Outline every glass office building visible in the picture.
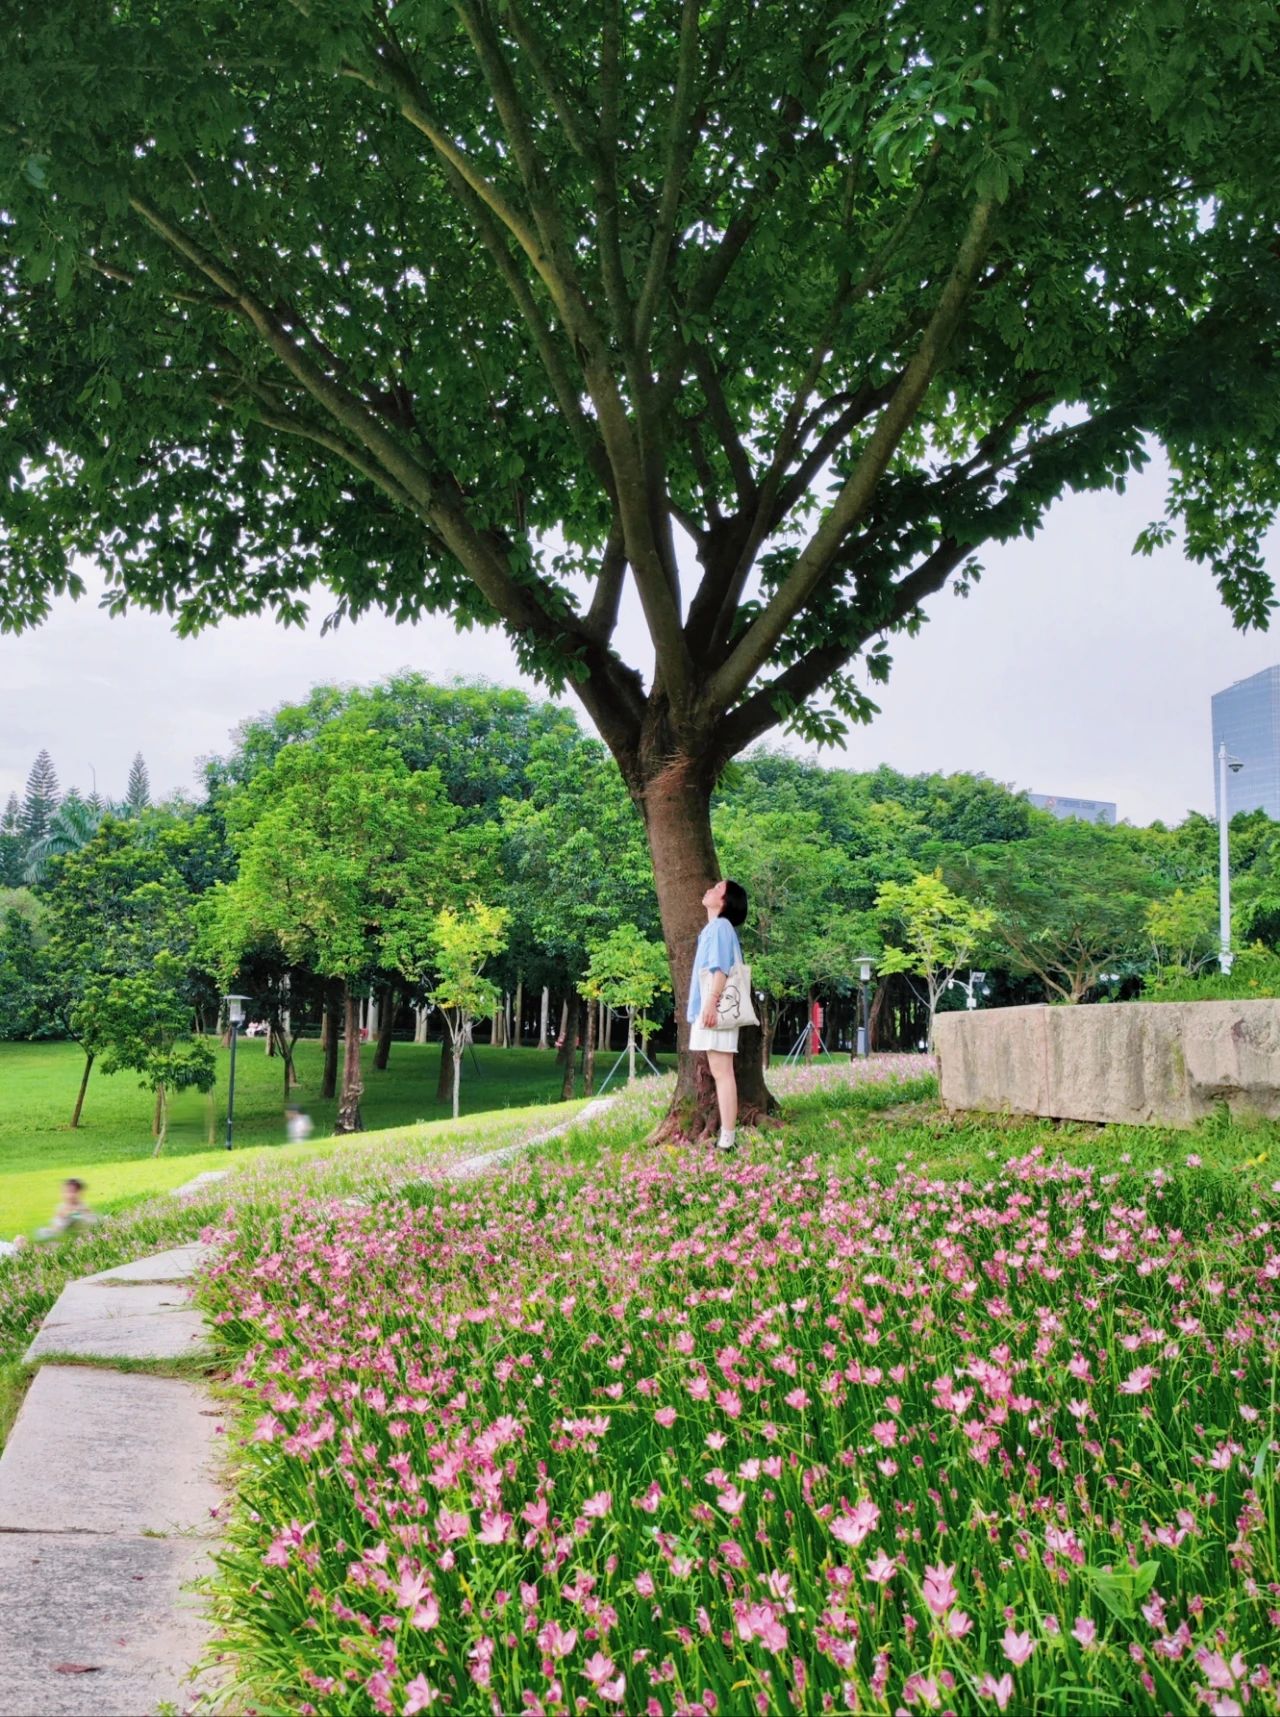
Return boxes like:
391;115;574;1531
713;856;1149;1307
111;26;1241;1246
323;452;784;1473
1211;665;1280;820
1028;793;1117;825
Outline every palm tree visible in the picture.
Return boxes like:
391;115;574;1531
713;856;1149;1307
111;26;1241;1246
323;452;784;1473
24;791;108;884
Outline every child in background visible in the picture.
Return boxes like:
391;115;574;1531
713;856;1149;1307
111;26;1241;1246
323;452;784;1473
35;1177;97;1243
285;1104;315;1143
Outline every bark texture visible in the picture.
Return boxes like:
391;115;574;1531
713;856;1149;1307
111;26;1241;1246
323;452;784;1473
320;979;341;1099
336;983;364;1133
374;984;395;1071
70;1050;94;1129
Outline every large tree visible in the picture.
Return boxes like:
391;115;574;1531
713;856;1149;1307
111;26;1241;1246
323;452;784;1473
3;0;1278;1125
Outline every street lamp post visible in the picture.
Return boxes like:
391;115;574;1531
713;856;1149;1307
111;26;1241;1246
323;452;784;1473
223;993;251;1150
855;955;875;1058
966;969;987;1010
1217;742;1243;976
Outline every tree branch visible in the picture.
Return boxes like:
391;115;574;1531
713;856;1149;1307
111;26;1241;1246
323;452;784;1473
704;195;1000;714
714;536;968;759
584;522;628;643
633;0;701;358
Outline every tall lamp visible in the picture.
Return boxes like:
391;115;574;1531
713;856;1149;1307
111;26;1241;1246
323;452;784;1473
855;955;875;1058
223;993;252;1151
1217;742;1244;975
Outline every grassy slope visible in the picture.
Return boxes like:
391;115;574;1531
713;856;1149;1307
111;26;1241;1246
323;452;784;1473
0;1037;653;1234
0;1089;591;1452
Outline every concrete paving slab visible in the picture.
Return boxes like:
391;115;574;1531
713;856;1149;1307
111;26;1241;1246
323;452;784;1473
0;1366;222;1538
25;1278;208;1364
84;1243;212;1284
173;1169;230;1198
0;1532;216;1716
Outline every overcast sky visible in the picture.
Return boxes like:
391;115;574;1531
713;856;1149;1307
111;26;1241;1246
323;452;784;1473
2;449;1276;827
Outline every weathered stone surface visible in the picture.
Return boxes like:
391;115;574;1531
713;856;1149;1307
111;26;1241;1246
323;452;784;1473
173;1169;230;1198
25;1278;208;1363
936;999;1280;1127
0;1366;222;1537
84;1243;212;1284
0;1533;216;1716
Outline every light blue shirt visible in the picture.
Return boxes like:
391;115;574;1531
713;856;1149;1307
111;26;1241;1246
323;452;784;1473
687;916;742;1023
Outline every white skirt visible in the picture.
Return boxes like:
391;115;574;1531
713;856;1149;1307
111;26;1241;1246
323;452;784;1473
689;1021;739;1054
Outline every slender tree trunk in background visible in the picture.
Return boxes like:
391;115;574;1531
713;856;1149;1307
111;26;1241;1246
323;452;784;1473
70;1049;94;1128
513;978;523;1048
151;1083;167;1156
336;983;364;1133
557;999;569;1053
436;1033;452;1102
452;1032;463;1120
374;983;395;1071
637;754;776;1142
627;1010;636;1083
490;1003;504;1047
321;980;340;1099
538;986;549;1050
560;997;580;1101
583;995;597;1096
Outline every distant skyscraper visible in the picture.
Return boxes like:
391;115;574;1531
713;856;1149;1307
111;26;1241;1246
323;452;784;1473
1211;665;1280;820
1028;793;1117;825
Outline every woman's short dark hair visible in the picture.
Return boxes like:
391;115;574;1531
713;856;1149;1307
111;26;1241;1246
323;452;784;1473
722;878;749;928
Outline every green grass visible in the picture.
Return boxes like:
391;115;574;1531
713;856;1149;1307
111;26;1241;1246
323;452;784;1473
0;1037;661;1235
0;1087;596;1453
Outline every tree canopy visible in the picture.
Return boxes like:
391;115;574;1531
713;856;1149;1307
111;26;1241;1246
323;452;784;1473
3;0;1276;772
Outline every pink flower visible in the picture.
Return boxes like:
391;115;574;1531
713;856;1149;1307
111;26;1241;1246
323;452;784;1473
437;1508;470;1542
784;1388;811;1411
403;1674;439;1714
902;1673;941;1708
582;1491;612;1519
537;1619;578;1659
866;1549;897;1584
1002;1626;1035;1667
944;1608;973;1639
1119;1365;1157;1395
734;1601;788;1654
978;1672;1014;1709
1072;1616;1097;1649
716;1484;746;1516
477;1508;511;1545
1196;1651;1245;1691
583;1651;617;1688
635;1571;656;1598
655;1407;677;1428
922;1561;958;1616
871;1419;898;1447
831;1499;880;1548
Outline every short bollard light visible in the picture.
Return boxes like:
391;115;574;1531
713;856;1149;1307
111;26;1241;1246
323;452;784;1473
223;993;252;1151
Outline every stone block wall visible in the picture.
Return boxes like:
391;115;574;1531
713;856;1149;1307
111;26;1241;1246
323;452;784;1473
934;999;1280;1127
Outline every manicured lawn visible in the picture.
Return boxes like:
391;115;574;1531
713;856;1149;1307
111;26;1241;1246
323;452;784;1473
0;1037;666;1235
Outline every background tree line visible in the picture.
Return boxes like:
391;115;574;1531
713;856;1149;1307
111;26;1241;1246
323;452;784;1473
2;675;1277;1135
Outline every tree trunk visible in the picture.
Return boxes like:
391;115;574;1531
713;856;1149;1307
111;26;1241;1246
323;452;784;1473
513;978;523;1047
636;755;777;1142
436;1032;453;1102
627;1010;636;1083
452;1037;463;1119
560;996;580;1101
70;1049;94;1128
321;979;341;1099
556;999;570;1060
583;992;597;1096
335;983;364;1134
374;983;395;1071
151;1083;168;1156
538;986;549;1050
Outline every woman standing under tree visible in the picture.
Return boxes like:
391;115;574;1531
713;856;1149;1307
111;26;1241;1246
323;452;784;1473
688;878;750;1151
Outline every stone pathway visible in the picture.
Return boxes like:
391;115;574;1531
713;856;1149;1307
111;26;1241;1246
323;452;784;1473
0;1098;619;1713
0;1244;222;1715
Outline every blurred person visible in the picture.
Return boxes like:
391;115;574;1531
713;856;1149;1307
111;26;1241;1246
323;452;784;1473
35;1177;97;1243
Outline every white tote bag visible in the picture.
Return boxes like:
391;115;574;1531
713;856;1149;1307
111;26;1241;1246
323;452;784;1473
700;960;759;1030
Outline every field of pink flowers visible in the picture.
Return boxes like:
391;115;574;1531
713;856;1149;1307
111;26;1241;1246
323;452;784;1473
200;1083;1279;1716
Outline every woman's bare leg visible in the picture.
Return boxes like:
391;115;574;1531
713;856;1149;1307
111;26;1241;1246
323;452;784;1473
706;1049;738;1141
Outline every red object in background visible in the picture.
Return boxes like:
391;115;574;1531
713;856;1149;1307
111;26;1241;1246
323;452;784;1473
809;999;823;1057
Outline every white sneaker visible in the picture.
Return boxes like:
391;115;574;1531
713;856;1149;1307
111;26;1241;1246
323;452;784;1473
716;1131;736;1152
